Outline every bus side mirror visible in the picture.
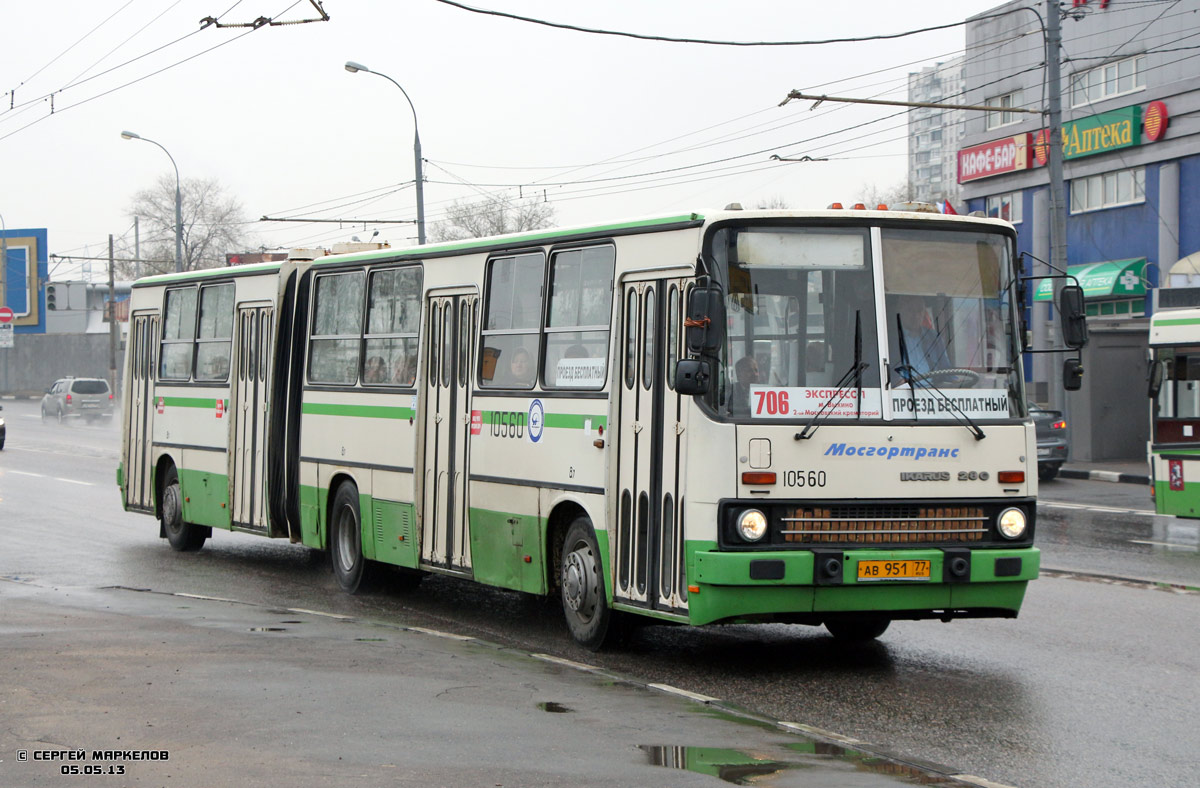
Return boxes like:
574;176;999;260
1059;284;1088;349
1064;358;1084;391
686;286;725;355
1148;359;1164;399
675;358;710;395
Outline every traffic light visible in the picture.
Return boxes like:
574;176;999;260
46;284;57;310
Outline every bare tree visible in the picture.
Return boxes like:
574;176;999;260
122;175;250;277
753;195;791;209
431;194;556;242
858;180;913;208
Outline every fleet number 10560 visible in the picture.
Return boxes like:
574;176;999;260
784;470;827;488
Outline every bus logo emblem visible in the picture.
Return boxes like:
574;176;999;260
528;399;544;444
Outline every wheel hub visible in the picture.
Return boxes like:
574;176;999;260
563;548;596;614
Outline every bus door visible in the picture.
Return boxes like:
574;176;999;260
231;304;273;531
421;289;477;573
123;311;159;512
615;276;690;613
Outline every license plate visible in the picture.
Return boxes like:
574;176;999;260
1037;447;1050;456
857;559;931;582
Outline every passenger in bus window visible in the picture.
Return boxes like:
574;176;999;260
364;355;387;384
891;294;950;379
728;355;759;414
509;347;535;387
392;352;416;385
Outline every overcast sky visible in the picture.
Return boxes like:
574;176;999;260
2;0;1002;279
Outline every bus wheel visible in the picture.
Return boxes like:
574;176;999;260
824;616;890;641
561;518;612;650
330;481;372;594
160;466;207;551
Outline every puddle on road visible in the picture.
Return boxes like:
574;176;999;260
640;745;789;785
537;701;573;713
641;742;962;786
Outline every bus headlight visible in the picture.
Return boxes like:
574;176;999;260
997;507;1027;539
737;509;768;542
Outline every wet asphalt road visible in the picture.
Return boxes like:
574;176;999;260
1;398;1198;788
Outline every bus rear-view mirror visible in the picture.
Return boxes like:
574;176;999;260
1148;359;1164;399
675;358;710;395
1064;358;1084;391
686;286;725;355
1059;284;1088;349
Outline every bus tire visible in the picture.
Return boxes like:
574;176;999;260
160;466;208;552
330;481;373;594
824;616;890;641
561;517;613;651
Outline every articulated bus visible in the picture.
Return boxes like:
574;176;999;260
120;208;1044;649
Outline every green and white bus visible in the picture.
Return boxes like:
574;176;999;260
1148;301;1200;516
120;207;1048;649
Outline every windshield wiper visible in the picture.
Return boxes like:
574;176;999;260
796;311;867;441
893;313;986;441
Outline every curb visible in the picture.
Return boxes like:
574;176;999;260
1058;467;1150;485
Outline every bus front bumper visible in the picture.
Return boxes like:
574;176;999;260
687;546;1039;627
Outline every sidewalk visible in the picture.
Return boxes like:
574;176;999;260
1058;458;1151;485
0;579;987;788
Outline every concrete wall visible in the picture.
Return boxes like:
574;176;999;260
0;333;123;397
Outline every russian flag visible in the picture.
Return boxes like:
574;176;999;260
941;199;958;215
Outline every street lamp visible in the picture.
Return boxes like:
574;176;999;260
344;61;425;245
121;130;183;273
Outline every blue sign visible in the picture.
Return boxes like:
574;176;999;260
528;399;544;443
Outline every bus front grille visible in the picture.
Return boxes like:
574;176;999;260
780;506;987;544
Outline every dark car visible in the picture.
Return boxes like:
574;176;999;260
0;404;5;450
1029;402;1068;480
40;377;114;423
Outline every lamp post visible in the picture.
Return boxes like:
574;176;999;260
121;130;183;272
344;61;425;245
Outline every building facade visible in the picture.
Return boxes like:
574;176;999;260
958;0;1200;460
907;57;965;207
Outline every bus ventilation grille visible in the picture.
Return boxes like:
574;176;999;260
780;506;987;543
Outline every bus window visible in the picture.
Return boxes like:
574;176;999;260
481;252;544;389
195;283;234;382
160;286;198;380
642;288;656;391
666;285;679;390
544;245;614;389
624;289;637;390
309;271;365;385
365;267;422;387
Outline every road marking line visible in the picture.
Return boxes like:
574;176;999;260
176;593;241;603
779;721;863;745
648;683;719;704
286;607;355;620
531;653;598;671
406;625;474;641
951;775;1021;788
2;469;94;486
1039;500;1153;516
1128;539;1198;551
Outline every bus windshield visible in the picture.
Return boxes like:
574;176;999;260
880;228;1021;419
708;223;1021;421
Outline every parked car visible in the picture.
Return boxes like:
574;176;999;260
41;377;114;423
0;404;6;450
1029;401;1068;480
